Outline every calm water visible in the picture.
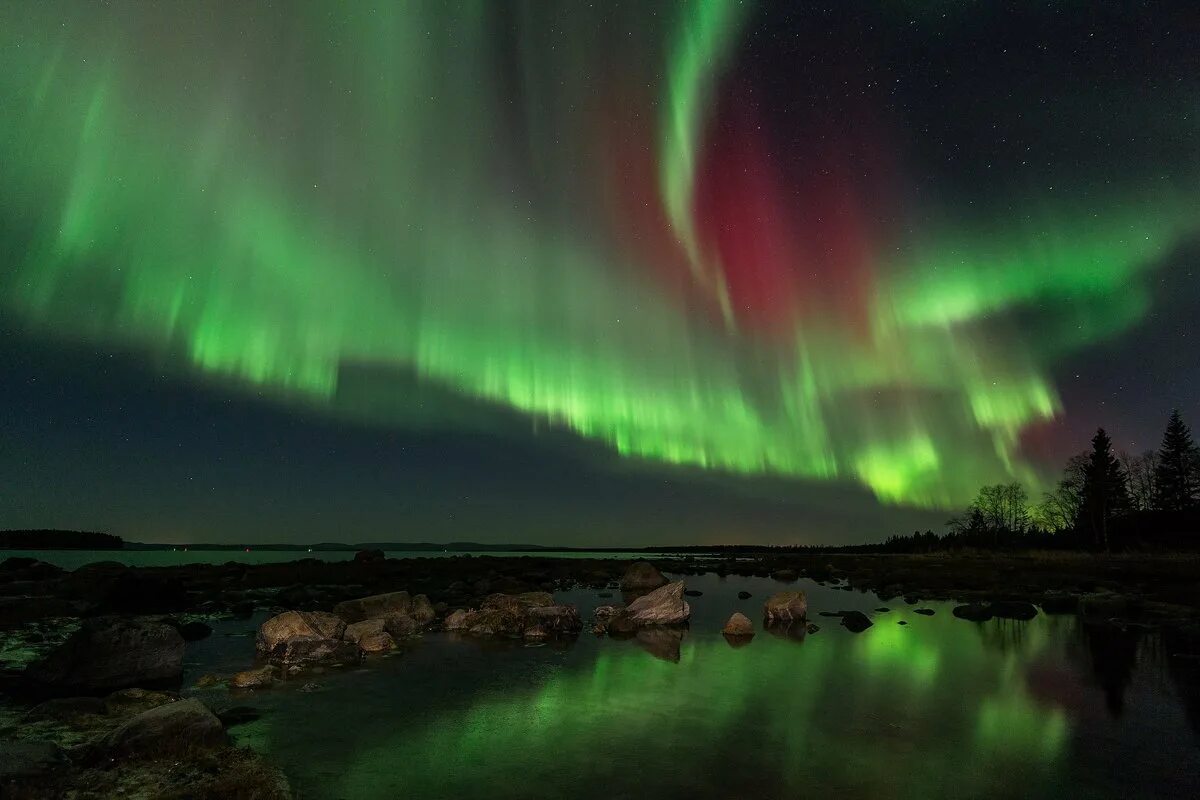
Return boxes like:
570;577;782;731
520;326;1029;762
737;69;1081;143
172;573;1200;800
0;549;671;571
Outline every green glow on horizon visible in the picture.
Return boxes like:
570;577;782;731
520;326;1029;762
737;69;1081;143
1;2;1196;509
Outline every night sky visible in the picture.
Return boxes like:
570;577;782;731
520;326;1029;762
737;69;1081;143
1;1;1197;546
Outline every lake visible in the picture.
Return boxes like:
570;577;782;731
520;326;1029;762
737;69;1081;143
169;572;1199;799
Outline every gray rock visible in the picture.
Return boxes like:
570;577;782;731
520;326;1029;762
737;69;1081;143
444;609;471;631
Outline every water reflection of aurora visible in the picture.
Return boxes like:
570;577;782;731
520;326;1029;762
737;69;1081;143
317;614;1070;799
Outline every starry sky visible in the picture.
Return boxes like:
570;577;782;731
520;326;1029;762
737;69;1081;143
1;1;1197;546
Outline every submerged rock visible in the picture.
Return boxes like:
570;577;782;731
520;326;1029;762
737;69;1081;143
625;581;690;626
762;591;808;623
914;608;936;616
620;561;668;592
25;618;185;695
722;612;755;637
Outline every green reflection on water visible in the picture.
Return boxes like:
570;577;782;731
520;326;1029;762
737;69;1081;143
311;613;1073;799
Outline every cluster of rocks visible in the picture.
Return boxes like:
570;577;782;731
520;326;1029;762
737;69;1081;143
443;591;582;639
0;687;289;798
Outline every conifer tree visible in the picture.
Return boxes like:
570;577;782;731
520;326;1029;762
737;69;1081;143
1153;410;1200;512
1077;428;1129;550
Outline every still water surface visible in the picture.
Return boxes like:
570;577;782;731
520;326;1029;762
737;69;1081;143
180;573;1199;800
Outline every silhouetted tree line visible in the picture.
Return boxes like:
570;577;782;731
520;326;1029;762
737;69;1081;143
0;529;124;550
876;410;1200;553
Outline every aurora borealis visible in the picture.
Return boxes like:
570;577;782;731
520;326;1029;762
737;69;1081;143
2;2;1198;543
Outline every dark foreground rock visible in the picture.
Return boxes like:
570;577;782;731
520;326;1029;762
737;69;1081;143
24;618;184;695
103;698;226;757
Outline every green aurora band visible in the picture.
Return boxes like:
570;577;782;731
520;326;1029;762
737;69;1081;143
1;2;1196;508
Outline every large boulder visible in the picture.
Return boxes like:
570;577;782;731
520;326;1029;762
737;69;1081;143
25;618;185;695
763;591;808;623
256;611;354;666
343;618;386;644
410;594;437;626
625;581;690;626
444;609;471;631
722;612;755;637
103;698;226;758
620;561;668;592
257;611;345;651
333;591;412;623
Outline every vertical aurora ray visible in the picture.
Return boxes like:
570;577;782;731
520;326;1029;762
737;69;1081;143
1;1;1196;509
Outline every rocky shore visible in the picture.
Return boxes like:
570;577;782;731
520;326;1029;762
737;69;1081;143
3;549;1200;796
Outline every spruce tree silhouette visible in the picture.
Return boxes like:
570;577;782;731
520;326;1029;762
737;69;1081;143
1077;428;1129;550
1154;409;1200;512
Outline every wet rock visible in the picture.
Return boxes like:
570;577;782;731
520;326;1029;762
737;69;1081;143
898;620;908;625
626;581;690;626
684;589;703;597
230;665;277;690
103;698;226;758
914;608;935;616
722;612;755;637
620;561;668;592
953;603;994;622
875;607;890;613
523;625;549;641
840;610;873;633
333;591;411;623
762;590;808;623
806;623;820;634
25;618;185;695
358;631;396;653
737;591;752;600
